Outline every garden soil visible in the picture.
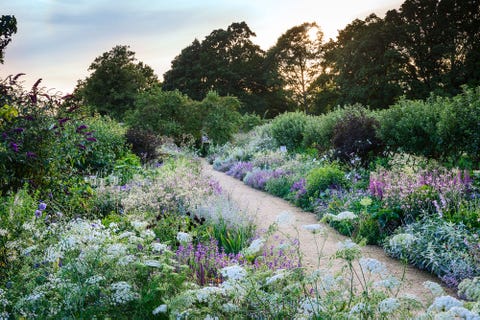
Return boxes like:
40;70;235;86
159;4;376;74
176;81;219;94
202;160;455;302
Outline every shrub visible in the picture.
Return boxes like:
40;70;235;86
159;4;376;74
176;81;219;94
437;86;480;163
265;175;294;198
270;111;308;151
331;108;383;165
384;218;480;288
125;128;161;163
243;168;286;190
377;97;443;158
305;164;349;198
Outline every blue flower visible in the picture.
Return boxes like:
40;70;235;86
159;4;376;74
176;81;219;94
38;202;47;211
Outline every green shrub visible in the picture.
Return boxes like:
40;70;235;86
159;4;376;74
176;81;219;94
239;113;264;132
377;97;443;158
265;175;294;198
270;111;308;151
437;86;480;163
305;164;349;198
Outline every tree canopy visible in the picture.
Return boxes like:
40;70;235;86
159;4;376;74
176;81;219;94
74;45;159;120
163;22;290;116
0;15;17;64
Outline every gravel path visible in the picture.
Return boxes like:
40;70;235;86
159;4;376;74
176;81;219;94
203;161;454;302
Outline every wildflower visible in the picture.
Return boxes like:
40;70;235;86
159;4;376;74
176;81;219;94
35;210;42;218
359;258;387;275
242;238;265;257
144;260;162;268
428;295;463;312
176;232;192;244
76;124;87;132
336;240;361;261
38;202;47;211
220;265;247;281
374;276;401;290
195;286;224;302
0;229;7;237
9;142;18;152
266;270;287;285
302;224;323;234
360;197;372;207
389;233;416;248
151;242;168;253
350;303;368;314
85;275;105;285
152;304;167;315
276;211;295;226
447;306;479;319
378;298;400;314
110;281;139;305
131;220;148;231
423;281;445;297
334;211;357;221
13;127;24;133
204;315;219;320
26;151;36;158
86;136;97;142
222;303;239;313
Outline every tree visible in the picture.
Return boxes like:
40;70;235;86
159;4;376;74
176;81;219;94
75;45;159;120
0;15;17;64
267;22;323;112
163;22;289;116
321;14;407;109
385;0;480;99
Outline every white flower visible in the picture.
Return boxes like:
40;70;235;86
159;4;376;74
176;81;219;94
105;243;127;259
428;295;463;312
220;265;247;281
151;242;168;252
359;258;387;275
204;315;219;320
118;254;136;266
222;303;239;313
85;275;105;285
118;231;135;239
152;304;167;315
334;211;357;221
374;276;401;290
378;298;400;314
298;298;322;315
22;245;37;256
389;233;416;248
350;302;367;314
195;286;224;302
0;229;8;237
337;239;359;250
176;232;192;244
242;238;265;257
423;281;445;297
302;224;323;234
44;246;63;263
131;220;148;231
266;270;287;285
0;311;10;320
140;229;156;240
276;211;295;226
110;281;139;305
144;260;162;268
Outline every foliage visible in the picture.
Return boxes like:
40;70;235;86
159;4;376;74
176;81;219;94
269;111;308;151
0;15;17;64
125;128;162;163
267;22;323;111
384;218;480;288
331;107;383;165
305;164;349;198
163;22;288;115
75;45;159;120
265;175;295;198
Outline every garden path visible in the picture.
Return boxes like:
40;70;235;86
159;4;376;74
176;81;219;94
202;160;454;302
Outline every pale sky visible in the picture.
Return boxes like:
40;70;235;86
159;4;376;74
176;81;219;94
0;0;402;93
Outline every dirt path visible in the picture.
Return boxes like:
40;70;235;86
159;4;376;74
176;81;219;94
203;161;454;302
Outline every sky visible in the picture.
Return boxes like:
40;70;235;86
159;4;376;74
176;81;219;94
1;0;402;94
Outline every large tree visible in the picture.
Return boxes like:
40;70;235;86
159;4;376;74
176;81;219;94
320;14;407;109
75;45;159;119
385;0;480;99
267;22;323;113
0;15;17;64
163;22;289;116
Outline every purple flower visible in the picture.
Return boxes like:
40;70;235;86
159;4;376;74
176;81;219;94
86;137;97;142
76;124;87;132
13;127;24;133
35;210;42;218
26;151;37;158
226;161;253;180
10;142;19;153
291;178;307;198
1;132;7;140
77;144;86;150
137;244;144;251
38;202;47;211
58;117;70;125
